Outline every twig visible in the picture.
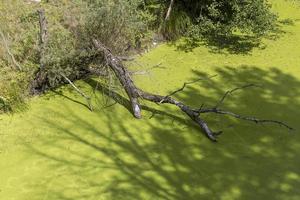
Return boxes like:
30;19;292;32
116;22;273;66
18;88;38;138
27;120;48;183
60;73;93;111
198;108;293;130
0;30;22;71
159;74;217;103
91;40;293;142
165;0;175;21
215;84;261;108
130;62;164;76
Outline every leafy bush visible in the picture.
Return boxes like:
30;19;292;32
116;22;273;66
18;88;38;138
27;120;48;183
0;67;28;113
0;0;279;112
161;0;277;39
35;0;156;88
0;0;39;112
79;0;149;53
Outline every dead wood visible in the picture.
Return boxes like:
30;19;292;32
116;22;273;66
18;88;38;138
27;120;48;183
92;39;293;141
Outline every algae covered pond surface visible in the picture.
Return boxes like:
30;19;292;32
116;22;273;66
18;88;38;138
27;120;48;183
1;0;300;199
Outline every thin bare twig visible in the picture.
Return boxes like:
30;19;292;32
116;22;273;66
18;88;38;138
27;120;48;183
159;74;217;103
165;0;175;21
130;62;164;76
215;84;261;108
198;108;293;130
60;73;93;111
91;40;294;141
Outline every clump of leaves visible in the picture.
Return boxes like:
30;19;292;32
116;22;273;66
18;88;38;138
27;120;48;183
0;67;28;113
80;0;149;54
162;0;277;39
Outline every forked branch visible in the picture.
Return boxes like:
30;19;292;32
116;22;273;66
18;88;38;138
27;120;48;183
60;73;93;111
91;40;293;141
160;75;217;103
215;84;261;108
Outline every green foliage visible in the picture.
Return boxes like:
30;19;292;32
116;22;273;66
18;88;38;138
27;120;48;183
80;0;149;53
0;0;279;112
0;67;28;113
162;10;191;40
0;0;39;112
38;0;155;87
0;1;39;70
162;0;277;39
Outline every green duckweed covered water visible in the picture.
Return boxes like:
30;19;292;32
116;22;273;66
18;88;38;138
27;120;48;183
1;0;300;199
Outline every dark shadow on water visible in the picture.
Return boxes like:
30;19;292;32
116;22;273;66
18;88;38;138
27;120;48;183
27;65;300;200
51;89;91;110
175;35;261;55
84;79;187;124
174;20;293;54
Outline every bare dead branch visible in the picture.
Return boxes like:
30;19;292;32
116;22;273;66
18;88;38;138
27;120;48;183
165;0;175;21
198;108;293;130
92;39;142;119
160;74;217;104
138;91;219;141
0;30;22;71
89;40;293;141
215;84;261;108
60;73;93;111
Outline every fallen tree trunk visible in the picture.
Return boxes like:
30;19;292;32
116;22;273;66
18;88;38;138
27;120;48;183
92;39;293;141
31;37;293;141
32;9;293;141
93;40;142;119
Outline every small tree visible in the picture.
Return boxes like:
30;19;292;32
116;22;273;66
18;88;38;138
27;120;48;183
159;0;277;39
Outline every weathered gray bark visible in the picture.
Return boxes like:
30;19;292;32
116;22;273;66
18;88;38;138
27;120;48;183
165;0;175;21
93;39;142;119
92;39;293;141
91;39;222;140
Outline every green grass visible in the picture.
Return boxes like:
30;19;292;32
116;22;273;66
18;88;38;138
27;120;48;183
1;0;300;199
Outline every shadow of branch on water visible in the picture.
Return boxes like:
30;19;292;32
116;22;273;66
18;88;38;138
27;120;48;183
26;65;300;200
174;20;293;54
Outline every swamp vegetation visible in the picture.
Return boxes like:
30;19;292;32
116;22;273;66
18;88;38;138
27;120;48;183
0;0;300;199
